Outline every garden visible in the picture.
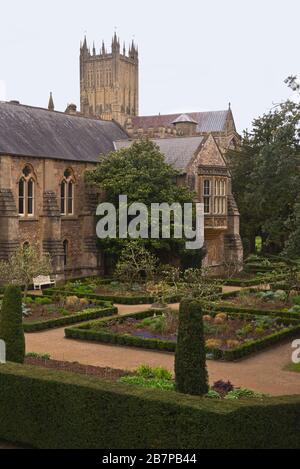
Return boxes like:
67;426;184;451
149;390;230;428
65;306;300;360
21;294;117;332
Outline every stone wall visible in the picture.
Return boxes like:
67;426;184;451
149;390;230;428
0;155;101;280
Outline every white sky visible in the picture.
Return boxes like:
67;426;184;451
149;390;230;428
0;0;299;132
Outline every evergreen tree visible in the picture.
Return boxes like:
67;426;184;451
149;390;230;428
228;99;300;254
0;286;25;363
86;140;203;265
175;298;208;395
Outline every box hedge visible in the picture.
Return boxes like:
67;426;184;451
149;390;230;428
44;287;182;305
0;363;299;449
208;302;300;320
65;309;300;361
24;305;118;332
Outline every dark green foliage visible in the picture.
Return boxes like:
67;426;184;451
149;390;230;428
0;363;300;448
175;299;209;395
85;140;200;266
24;305;117;333
228;100;300;255
0;286;25;363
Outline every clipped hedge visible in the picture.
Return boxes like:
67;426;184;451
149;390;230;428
222;274;285;287
65;309;300;361
223;324;300;360
44;287;182;305
0;363;300;448
0;286;25;363
208;302;300;320
24;305;118;332
65;309;177;352
175;299;208;395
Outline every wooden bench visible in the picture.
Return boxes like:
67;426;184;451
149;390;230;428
33;275;56;290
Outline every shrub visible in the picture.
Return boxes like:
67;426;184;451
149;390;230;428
26;352;51;360
224;388;266;400
65;296;79;307
175;299;209;396
34;297;52;305
0;286;25;363
212;380;234;394
136;364;172;381
120;375;175;391
0;363;300;448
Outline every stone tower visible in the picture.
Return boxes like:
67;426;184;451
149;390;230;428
80;33;139;126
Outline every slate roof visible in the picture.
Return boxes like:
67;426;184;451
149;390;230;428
115;136;204;172
0;101;128;162
131;110;230;133
171;114;198;125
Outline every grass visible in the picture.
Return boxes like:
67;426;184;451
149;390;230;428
287;362;300;373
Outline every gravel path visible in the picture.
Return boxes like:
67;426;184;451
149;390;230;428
25;303;300;396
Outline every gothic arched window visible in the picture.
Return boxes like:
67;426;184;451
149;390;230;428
60;168;75;216
18;165;36;217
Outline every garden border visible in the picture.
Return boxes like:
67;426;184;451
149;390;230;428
64;309;300;361
209;303;300;320
24;304;118;332
44;287;184;305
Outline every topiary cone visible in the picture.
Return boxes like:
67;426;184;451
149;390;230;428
0;285;25;363
175;298;209;395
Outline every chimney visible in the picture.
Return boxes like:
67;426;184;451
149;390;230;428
65;103;77;115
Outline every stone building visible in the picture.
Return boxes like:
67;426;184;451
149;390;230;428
0;35;242;279
0;101;127;279
80;34;139;126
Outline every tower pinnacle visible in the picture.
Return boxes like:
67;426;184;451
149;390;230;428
48;92;54;111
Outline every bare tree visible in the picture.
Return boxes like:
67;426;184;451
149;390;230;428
0;243;52;298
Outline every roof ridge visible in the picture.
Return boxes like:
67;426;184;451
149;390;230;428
0;101;111;123
133;109;229;119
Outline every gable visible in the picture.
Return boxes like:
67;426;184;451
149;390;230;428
189;134;227;171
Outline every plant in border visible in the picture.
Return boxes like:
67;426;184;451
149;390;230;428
0;285;25;363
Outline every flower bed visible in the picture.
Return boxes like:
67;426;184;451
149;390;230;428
210;289;300;319
65;309;300;360
23;295;117;332
45;276;222;305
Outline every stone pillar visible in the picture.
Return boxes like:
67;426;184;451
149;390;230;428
224;195;243;268
41;191;64;280
0;189;19;260
81;187;103;277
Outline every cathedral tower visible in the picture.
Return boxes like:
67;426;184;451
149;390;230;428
80;33;139;126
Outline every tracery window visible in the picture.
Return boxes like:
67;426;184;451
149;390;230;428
214;179;227;215
60;168;75;216
18;165;36;217
203;179;211;214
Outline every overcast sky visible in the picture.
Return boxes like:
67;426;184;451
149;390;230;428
0;0;299;132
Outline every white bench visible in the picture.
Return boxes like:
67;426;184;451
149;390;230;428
33;275;56;290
